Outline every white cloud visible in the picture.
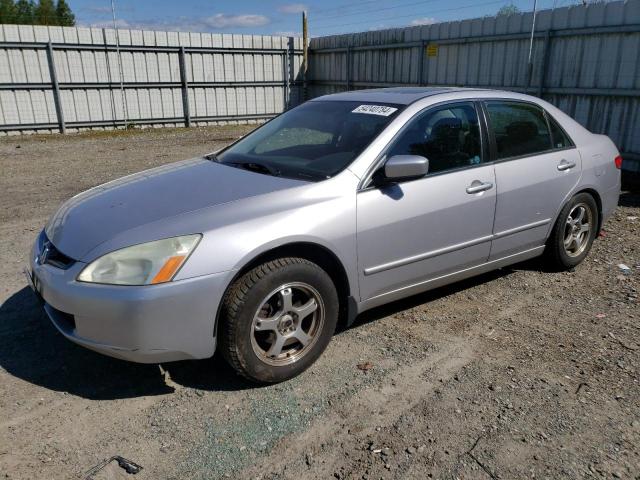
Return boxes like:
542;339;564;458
204;14;270;28
87;18;133;29
410;17;437;26
83;4;135;15
85;13;270;32
278;3;307;14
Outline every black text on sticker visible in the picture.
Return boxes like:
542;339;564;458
352;105;398;116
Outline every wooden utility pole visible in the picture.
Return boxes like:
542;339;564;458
302;10;308;100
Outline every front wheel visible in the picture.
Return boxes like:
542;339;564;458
219;257;338;383
546;193;598;269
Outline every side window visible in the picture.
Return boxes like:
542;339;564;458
485;101;552;159
387;102;482;175
547;113;573;149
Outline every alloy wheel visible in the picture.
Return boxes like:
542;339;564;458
563;202;593;258
250;282;325;366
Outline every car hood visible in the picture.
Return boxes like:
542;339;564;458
45;158;308;260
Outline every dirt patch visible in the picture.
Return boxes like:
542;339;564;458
0;127;638;480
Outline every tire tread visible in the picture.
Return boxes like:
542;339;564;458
545;192;598;270
220;257;315;381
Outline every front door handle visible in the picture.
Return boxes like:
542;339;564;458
466;180;494;194
557;159;576;171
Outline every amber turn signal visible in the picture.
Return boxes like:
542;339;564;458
151;255;187;284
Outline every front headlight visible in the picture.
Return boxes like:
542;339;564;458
77;234;201;285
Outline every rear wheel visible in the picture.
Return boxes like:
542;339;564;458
220;257;338;383
546;193;598;269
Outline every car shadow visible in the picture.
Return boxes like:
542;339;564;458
344;267;517;329
0;287;253;400
0;257;548;399
619;191;640;208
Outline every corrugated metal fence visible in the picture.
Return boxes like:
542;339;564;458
0;24;303;134
309;0;640;171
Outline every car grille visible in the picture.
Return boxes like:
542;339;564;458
40;234;76;270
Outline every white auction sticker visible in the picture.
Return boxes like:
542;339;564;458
352;104;398;116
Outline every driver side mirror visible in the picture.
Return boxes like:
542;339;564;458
384;155;429;181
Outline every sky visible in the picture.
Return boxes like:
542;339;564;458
70;0;586;38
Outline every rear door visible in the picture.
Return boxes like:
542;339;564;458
483;100;582;260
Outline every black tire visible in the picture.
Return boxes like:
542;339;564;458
219;257;339;383
546;193;599;270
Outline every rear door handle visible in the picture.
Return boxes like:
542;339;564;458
557;159;576;171
466;180;494;194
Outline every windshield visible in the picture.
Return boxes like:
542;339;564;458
214;100;404;181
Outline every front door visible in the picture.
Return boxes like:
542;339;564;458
357;101;497;301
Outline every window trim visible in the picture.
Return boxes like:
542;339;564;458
476;99;492;163
359;99;487;191
482;98;577;164
544;109;576;150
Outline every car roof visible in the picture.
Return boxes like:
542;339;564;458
311;87;503;106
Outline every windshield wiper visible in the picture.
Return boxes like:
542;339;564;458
204;153;219;162
293;171;329;181
228;161;281;177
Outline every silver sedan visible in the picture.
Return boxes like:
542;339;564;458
27;87;621;383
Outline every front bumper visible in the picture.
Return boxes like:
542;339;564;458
27;233;232;363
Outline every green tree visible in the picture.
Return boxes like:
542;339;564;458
34;0;56;25
55;0;74;26
0;0;76;25
13;0;34;24
497;4;521;15
0;0;17;24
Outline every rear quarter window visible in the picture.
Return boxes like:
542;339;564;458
546;113;574;149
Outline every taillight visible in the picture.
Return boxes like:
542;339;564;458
614;155;623;169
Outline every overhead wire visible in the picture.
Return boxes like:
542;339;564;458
312;0;514;33
311;0;383;16
313;0;441;21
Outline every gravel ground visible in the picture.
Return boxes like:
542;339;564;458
0;126;638;480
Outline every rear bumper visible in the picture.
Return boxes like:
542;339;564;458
601;179;621;226
28;233;233;363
